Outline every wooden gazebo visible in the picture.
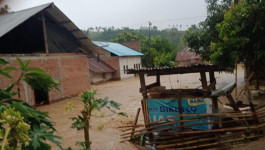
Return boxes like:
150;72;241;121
126;65;226;125
121;65;265;150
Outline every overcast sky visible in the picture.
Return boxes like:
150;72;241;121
2;0;207;30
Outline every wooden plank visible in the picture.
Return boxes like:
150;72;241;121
131;108;141;138
227;94;240;112
42;13;49;54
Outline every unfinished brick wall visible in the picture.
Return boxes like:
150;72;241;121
121;41;141;52
0;54;91;106
101;57;120;80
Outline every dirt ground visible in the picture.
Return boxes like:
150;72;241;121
37;65;264;150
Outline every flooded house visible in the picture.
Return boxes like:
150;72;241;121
0;3;101;106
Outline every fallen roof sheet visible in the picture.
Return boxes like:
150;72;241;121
92;41;144;56
89;58;116;73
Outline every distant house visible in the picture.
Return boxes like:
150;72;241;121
88;57;116;84
175;47;202;66
0;3;100;106
92;41;144;79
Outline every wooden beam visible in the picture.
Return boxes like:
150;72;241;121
146;82;159;90
41;13;49;54
227;94;240;112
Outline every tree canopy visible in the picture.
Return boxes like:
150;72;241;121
211;0;265;71
186;0;265;71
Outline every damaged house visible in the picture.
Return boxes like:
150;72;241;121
0;3;101;106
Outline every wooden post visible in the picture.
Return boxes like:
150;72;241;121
156;74;161;86
209;71;218;113
139;73;149;125
235;62;238;98
139;73;148;99
42;13;49;54
200;71;208;96
177;90;184;131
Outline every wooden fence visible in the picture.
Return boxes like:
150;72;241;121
120;105;265;149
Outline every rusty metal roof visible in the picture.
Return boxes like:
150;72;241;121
176;47;201;61
125;65;226;76
89;58;116;73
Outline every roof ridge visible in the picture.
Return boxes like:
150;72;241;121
4;3;53;15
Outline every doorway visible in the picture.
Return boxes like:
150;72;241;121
34;89;49;106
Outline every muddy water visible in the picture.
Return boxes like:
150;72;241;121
37;65;245;149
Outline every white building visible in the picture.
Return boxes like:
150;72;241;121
93;41;143;80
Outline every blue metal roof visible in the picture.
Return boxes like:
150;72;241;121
92;41;144;56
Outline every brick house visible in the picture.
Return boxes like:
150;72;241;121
0;3;101;106
88;57;116;84
175;47;202;66
92;41;144;80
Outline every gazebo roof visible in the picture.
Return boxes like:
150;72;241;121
126;64;226;76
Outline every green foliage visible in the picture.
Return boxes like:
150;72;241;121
16;58;59;91
83;26;186;51
141;36;176;67
185;0;265;72
28;125;62;150
210;0;265;71
69;90;127;149
111;32;143;42
0;58;63;150
0;107;31;149
185;0;232;60
71;115;85;130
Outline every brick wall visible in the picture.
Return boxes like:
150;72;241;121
121;41;141;52
0;54;90;106
101;57;120;79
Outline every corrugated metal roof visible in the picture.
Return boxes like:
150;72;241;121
0;3;102;55
89;58;116;73
92;41;144;56
175;47;201;61
125;65;226;76
0;3;51;37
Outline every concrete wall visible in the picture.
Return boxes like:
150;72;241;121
0;54;90;106
119;56;141;79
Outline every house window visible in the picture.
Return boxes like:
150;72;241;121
123;65;126;73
